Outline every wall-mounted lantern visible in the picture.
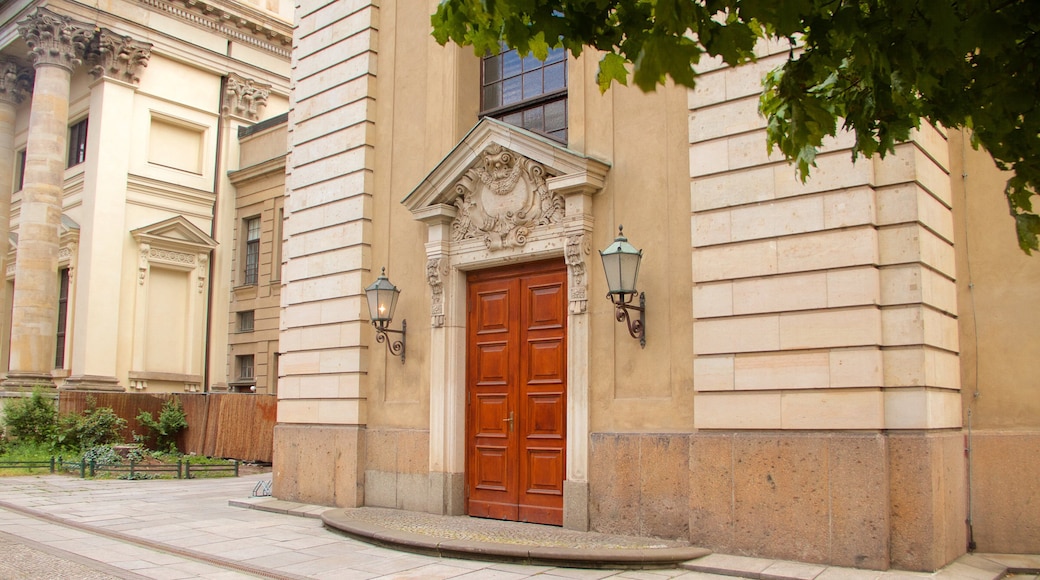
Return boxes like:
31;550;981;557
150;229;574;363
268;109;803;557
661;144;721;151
600;225;646;348
365;267;406;362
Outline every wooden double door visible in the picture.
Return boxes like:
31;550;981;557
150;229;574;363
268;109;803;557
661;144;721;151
465;260;567;526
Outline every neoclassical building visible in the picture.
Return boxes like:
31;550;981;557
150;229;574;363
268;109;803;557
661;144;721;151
270;0;1040;573
0;0;290;394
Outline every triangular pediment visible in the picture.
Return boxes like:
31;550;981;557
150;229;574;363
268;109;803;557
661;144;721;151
131;215;217;253
403;117;610;214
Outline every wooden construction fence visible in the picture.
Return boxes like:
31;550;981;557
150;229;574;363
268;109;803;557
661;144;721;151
58;392;276;463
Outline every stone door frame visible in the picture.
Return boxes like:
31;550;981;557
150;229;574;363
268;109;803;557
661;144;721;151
405;118;609;530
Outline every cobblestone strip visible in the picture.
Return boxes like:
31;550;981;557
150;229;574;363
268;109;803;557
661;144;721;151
0;501;307;580
0;530;141;580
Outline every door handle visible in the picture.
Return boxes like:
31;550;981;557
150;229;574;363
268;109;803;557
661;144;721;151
503;411;514;433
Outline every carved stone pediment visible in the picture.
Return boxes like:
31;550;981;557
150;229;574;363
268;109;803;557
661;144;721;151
404;118;609;239
131;215;217;252
451;144;564;250
405;118;611;323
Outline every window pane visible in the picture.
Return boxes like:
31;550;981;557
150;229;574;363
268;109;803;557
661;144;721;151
247;217;260;241
502;112;523;126
523;107;544;133
502;77;522;105
483;54;502;83
546;46;565;63
522;70;542;100
544;62;565;92
544;99;566;132
502;49;521;77
482;83;502;110
548;128;567;143
522;51;541;71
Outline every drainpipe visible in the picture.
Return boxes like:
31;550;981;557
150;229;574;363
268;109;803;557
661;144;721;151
203;75;229;395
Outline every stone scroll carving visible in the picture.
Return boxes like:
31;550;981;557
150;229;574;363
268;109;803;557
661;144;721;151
451;144;564;250
426;257;449;327
565;233;591;314
88;30;152;85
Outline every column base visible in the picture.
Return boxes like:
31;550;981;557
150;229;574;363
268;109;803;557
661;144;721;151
427;471;465;516
2;372;56;391
563;480;590;531
63;375;124;391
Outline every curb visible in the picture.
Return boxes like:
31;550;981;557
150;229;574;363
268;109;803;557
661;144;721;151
319;509;710;569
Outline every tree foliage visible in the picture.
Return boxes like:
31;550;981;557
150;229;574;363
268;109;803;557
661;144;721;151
432;0;1040;252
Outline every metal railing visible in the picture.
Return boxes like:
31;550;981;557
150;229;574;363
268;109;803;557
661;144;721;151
0;457;239;479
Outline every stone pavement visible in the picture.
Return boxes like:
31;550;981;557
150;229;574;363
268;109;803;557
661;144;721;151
0;474;1035;580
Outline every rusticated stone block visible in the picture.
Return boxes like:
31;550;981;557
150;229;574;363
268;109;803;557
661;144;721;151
828;434;889;569
639;434;690;539
732;434;830;563
589;433;641;536
589;433;690;539
272;423;365;507
690;434;735;550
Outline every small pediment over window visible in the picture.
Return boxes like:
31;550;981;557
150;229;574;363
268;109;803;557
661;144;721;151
403;118;609;250
130;215;217;254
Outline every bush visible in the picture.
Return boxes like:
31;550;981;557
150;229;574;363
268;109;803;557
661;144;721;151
1;389;57;445
54;398;127;452
81;445;121;466
136;400;188;453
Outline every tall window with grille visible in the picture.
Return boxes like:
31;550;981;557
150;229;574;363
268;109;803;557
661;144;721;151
481;45;567;143
55;268;70;368
236;354;254;381
67;118;88;168
243;216;260;285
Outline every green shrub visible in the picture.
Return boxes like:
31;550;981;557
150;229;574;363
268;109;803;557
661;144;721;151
81;445;121;466
55;399;127;452
136;400;188;453
1;389;57;445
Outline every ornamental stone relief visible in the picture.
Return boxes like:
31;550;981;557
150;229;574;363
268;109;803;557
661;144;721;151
451;144;564;251
565;233;591;314
0;59;31;105
224;73;270;121
426;257;449;328
17;8;94;72
88;30;152;85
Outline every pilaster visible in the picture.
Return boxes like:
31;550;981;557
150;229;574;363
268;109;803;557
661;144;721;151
688;44;964;570
4;8;93;390
65;30;152;391
0;59;30;388
274;0;379;506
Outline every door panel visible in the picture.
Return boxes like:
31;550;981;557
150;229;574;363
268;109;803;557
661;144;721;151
466;260;567;525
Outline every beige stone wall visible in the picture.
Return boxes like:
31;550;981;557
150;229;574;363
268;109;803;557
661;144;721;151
1;0;289;393
228;121;286;394
364;428;430;512
950;131;1040;553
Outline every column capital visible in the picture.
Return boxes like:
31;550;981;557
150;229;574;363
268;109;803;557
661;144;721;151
224;73;271;121
87;29;152;85
0;59;32;106
17;7;94;73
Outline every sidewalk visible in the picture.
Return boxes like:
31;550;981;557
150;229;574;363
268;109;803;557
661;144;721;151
0;474;1035;580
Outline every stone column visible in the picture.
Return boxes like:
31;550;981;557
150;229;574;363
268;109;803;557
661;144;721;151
0;60;31;377
3;8;93;390
64;30;151;391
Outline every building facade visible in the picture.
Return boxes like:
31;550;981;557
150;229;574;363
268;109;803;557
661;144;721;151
271;0;1040;573
0;0;290;395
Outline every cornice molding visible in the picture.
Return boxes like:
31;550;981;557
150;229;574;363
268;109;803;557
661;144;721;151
135;0;291;58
